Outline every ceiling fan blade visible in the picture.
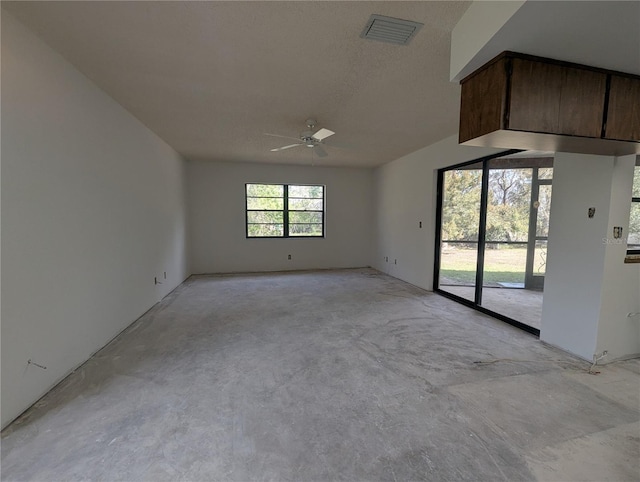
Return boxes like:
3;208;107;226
264;133;303;142
312;128;335;141
270;144;303;152
314;145;328;158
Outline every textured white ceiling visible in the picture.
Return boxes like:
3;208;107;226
3;1;472;167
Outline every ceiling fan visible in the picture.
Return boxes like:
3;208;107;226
265;119;336;158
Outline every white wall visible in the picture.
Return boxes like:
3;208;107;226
596;155;640;360
187;160;373;273
540;153;613;360
1;11;188;428
540;153;640;361
373;135;502;290
450;0;525;81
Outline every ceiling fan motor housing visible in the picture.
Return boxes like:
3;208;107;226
301;131;318;147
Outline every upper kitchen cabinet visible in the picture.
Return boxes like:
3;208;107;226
459;52;640;156
604;74;640;142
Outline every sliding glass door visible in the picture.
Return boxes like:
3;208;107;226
435;151;554;334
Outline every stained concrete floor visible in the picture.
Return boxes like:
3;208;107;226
2;268;639;481
441;285;544;330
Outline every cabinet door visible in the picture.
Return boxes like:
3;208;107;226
459;58;508;143
557;67;606;137
605;75;640;142
508;58;606;138
508;58;563;134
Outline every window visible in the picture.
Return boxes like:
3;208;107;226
246;184;324;238
628;160;640;254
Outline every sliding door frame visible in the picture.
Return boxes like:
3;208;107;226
433;149;541;336
525;170;552;290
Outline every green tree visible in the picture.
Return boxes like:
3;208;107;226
485;204;529;242
442;167;535;244
442;169;482;241
485;168;531;242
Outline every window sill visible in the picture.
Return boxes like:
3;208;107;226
624;255;640;263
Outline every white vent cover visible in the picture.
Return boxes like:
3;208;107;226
360;14;424;45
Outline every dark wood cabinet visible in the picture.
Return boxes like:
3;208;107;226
459;52;639;156
555;65;607;137
605;75;640;142
508;59;565;135
508;59;606;138
459;59;507;143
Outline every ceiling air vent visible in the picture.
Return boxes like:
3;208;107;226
360;14;424;46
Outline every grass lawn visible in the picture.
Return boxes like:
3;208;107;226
440;246;528;285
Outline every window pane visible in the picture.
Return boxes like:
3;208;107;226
289;224;323;236
534;240;548;275
288;185;323;198
628;202;640;247
248;224;283;237
289;198;323;210
485;166;532;243
246;184;283;197
289;211;323;224
247;197;284;210
536;185;552;237
441;165;482;242
439;244;479;300
481;245;527;287
633;166;640;198
247;211;283;223
538;167;553;180
439;161;483;301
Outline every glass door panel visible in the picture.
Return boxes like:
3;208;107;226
480;163;532;320
435;151;554;335
483;165;532;286
482;247;528;287
438;162;483;302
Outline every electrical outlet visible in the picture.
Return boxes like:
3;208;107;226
419;221;422;228
288;254;292;260
394;259;397;264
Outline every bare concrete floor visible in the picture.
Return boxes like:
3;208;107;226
2;269;639;481
441;285;544;330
